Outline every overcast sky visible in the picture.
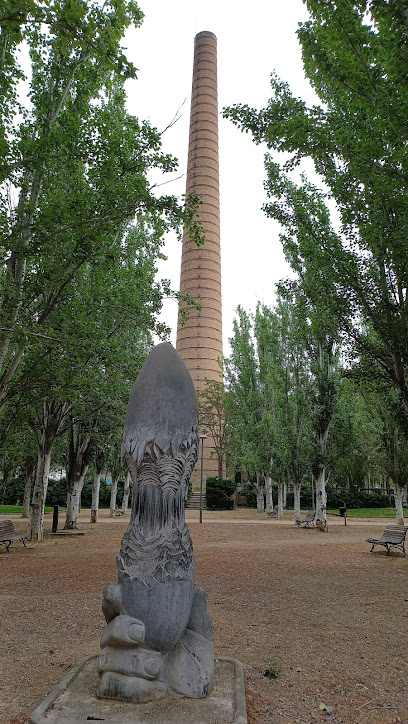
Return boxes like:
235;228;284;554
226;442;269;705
123;0;316;354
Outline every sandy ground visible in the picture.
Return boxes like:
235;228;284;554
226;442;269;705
0;508;407;724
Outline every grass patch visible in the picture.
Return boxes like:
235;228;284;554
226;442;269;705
0;505;61;515
327;507;407;518
264;658;281;680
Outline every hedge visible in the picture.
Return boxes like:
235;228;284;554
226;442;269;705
206;477;237;510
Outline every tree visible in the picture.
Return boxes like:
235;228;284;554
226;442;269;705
197;377;227;480
225;307;269;512
356;381;408;523
224;0;408;435
0;0;201;412
264;295;314;522
28;397;71;539
253;302;289;519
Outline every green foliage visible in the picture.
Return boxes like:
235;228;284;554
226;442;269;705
326;489;390;510
205;477;237;510
1;474;24;504
237;481;258;508
327;507;408;518
197;377;227;480
264;658;281;680
0;505;55;514
224;0;408;436
0;0;202;414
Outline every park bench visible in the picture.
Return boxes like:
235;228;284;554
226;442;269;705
296;510;316;528
366;525;408;556
267;505;278;518
0;520;28;553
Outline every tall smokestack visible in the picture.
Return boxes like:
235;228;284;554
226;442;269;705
176;31;223;483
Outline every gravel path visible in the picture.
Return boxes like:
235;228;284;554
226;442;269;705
1;509;407;724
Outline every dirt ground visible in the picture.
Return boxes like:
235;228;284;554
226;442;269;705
1;508;407;724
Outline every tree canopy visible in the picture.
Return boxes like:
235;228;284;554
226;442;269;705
0;0;201;411
224;0;408;429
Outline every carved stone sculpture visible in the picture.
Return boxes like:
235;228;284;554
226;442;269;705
97;343;214;703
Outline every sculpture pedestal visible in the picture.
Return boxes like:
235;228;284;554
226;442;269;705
29;654;247;724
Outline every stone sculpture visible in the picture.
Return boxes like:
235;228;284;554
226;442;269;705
97;343;214;703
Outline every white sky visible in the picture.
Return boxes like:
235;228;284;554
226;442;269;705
123;0;317;354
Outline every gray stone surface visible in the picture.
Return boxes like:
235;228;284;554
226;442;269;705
29;655;247;724
98;344;215;702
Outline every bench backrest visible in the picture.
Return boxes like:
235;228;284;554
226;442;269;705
381;530;406;542
305;511;315;520
0;520;17;536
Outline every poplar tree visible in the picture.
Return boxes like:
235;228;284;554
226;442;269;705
224;0;408;431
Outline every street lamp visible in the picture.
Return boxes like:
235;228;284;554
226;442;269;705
198;434;208;524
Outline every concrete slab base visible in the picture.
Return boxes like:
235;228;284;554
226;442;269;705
29;654;247;724
47;531;85;536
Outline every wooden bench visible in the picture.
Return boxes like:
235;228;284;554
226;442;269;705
296;510;316;528
0;520;28;552
267;505;278;518
366;525;408;556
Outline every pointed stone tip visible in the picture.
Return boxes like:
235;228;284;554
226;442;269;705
122;343;199;463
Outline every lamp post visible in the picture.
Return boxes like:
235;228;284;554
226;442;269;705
198;434;208;524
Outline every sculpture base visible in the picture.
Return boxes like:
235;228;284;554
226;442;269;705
29;654;247;724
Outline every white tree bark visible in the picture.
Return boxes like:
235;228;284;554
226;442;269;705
394;484;405;525
315;467;328;532
277;481;284;520
293;481;301;522
122;471;131;513
255;472;265;513
27;450;52;541
265;476;273;514
64;425;92;530
109;477;118;517
28;399;71;540
22;458;35;518
90;469;102;523
65;467;89;528
283;480;287;509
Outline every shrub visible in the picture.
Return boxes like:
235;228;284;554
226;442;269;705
236;481;258;508
326;489;391;509
264;658;281;680
206;477;237;510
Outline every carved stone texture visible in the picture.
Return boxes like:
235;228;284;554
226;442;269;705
97;343;214;703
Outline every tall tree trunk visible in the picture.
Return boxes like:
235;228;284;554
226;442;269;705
394;484;405;525
283;480;287;508
28;399;71;540
277;480;284;520
293;481;301;522
265;476;273;514
90;469;102;523
28;451;52;540
64;423;92;530
65;471;88;529
315;467;328;532
109;477;118;517
254;472;265;512
122;471;131;513
22;457;36;518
